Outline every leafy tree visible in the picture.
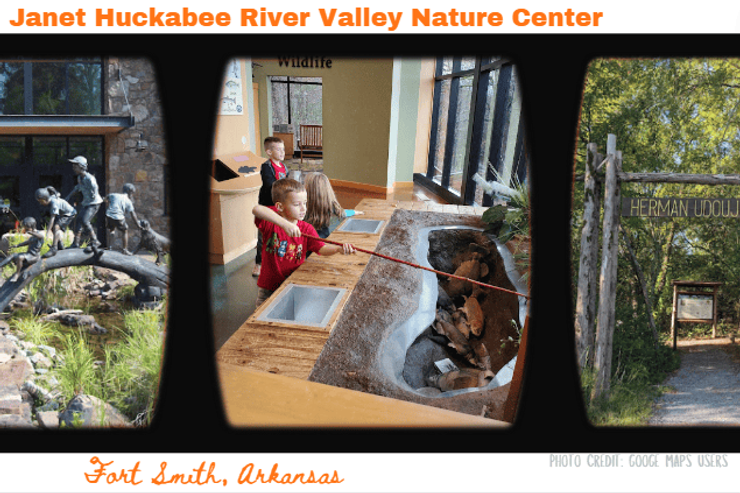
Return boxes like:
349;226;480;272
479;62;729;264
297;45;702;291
573;58;740;403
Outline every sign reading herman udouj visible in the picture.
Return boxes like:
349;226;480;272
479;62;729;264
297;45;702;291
622;197;740;218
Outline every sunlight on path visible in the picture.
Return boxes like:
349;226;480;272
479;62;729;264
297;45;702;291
650;344;740;426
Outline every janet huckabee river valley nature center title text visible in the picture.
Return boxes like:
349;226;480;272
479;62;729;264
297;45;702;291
8;7;605;31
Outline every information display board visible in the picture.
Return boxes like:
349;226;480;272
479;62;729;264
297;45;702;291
676;294;714;321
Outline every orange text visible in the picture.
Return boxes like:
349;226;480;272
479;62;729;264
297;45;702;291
151;461;226;486
84;456;143;485
238;463;344;484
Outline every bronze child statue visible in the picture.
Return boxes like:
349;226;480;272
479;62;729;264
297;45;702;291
0;217;45;282
35;186;76;258
65;155;103;253
104;183;140;255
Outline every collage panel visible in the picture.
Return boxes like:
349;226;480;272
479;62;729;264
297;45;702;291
209;56;531;426
0;56;169;429
573;58;740;426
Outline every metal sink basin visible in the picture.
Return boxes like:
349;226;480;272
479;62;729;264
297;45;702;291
336;218;384;234
256;284;347;328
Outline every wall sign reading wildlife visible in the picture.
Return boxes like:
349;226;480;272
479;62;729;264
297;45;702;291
621;197;740;218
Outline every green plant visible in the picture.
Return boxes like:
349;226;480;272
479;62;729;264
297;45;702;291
59;411;86;429
57;331;100;400
500;319;522;351
116;283;136;302
25;270;68;307
99;308;164;425
12;317;55;346
480;164;530;244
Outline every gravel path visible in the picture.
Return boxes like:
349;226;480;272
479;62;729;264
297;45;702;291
650;340;740;426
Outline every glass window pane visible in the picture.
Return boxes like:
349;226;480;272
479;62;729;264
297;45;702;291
460;57;476;71
474;70;500;206
448;75;474;195
69;137;103;167
292;76;321;84
32;62;67;115
0;177;19;212
0;62;24;115
0;137;25;166
431;79;451;184
68;62;101;115
271;79;289;126
290;82;322;125
439;57;454;76
38;174;63;194
33;137;66;165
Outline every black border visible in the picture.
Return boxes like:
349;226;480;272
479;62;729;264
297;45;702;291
3;33;740;455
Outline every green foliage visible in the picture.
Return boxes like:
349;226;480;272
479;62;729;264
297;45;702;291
57;331;100;400
586;377;668;426
99;308;164;425
481;167;531;243
38;305;164;426
574;59;740;422
59;411;85;429
12;318;54;346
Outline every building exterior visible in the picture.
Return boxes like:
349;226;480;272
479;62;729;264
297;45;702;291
0;56;169;246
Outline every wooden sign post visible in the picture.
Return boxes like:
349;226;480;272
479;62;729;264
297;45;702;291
575;133;740;400
670;281;721;350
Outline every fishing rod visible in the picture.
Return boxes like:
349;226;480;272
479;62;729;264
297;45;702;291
302;233;531;300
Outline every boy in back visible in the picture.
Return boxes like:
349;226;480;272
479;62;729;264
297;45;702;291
253;136;288;277
104;183;140;255
252;178;355;307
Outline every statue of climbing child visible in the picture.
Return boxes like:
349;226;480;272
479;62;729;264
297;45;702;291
0;217;45;282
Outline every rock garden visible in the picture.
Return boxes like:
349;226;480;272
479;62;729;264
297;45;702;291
0;232;166;429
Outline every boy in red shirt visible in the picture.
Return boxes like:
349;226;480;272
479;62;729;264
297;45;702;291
253;178;356;307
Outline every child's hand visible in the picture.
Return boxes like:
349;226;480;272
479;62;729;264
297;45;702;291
342;243;356;255
281;221;302;237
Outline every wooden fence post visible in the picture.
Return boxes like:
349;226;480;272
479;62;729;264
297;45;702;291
671;284;678;350
575;143;602;370
592;135;620;401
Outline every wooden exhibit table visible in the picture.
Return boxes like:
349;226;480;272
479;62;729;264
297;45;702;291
219;363;504;427
209;151;264;264
216;198;501;427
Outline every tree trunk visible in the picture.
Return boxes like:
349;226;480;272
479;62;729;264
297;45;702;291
653;221;676;297
0;249;169;313
592;136;620;401
620;225;660;348
575;143;602;370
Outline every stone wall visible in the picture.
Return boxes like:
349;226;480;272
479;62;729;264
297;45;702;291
104;57;169;246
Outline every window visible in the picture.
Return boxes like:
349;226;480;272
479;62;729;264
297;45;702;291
270;76;322;152
0;136;104;227
0;58;103;115
421;57;528;206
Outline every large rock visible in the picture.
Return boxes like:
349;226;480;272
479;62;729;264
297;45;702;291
36;410;60;429
59;394;132;428
0;384;33;427
0;359;34;387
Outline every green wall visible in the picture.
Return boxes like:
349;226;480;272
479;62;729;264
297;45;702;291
253;58;394;188
392;58;422;185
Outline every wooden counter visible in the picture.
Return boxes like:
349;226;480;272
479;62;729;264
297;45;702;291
209;151;264;264
216;199;505;426
219;363;505;427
